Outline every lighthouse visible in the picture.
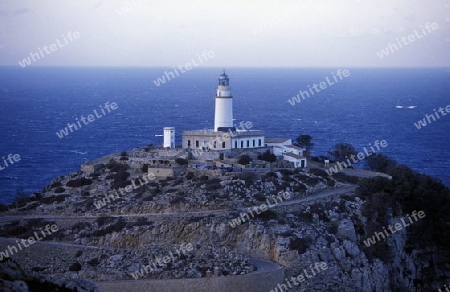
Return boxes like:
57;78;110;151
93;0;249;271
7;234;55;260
182;71;265;152
214;72;234;132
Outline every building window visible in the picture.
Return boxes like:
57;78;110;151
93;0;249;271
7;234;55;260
241;141;244;148
235;141;238;148
222;142;226;148
247;140;249;147
188;140;191;147
214;141;217;148
258;139;262;146
196;141;199;148
253;140;255;147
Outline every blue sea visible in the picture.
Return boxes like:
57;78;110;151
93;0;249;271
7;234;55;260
0;67;449;204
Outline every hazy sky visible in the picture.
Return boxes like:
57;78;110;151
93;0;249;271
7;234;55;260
0;0;449;67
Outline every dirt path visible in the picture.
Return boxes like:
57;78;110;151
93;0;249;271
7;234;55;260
0;185;357;223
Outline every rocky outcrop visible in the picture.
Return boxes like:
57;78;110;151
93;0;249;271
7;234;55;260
0;258;99;292
1;151;447;291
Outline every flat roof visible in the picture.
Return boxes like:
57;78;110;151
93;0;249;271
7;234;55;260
183;130;265;137
285;145;305;151
283;152;305;159
265;138;291;143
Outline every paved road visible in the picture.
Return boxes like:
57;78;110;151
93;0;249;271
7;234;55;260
237;185;357;212
0;237;118;251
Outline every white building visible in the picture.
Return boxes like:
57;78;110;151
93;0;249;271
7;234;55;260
265;138;307;168
163;127;175;148
182;72;265;151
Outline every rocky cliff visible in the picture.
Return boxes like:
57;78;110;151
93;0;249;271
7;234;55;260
1;152;448;291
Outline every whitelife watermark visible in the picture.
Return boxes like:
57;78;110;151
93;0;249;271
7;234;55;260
152;50;215;87
325;139;388;176
130;243;194;280
363;210;425;247
287;69;350;106
376;22;439;59
190;120;253;158
414;104;450;130
93;172;156;209
116;0;149;16
0;224;59;260
18;31;81;68
56;101;118;139
269;261;328;292
0;154;21;172
228;191;291;228
250;0;313;35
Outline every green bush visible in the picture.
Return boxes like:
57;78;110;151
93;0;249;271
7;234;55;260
92;218;127;237
54;187;66;194
289;237;313;254
66;178;92;188
238;155;251;165
258;150;276;162
309;168;328;177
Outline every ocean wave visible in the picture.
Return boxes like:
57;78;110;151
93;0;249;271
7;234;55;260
70;150;87;155
0;176;19;180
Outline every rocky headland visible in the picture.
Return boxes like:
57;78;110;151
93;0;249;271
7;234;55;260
1;146;449;291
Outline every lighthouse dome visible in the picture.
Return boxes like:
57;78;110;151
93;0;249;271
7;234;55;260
218;72;229;86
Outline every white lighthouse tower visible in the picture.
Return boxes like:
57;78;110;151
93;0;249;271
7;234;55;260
214;72;234;132
163;127;175;148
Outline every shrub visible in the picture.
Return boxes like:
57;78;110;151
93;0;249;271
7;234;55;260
239;172;258;185
50;181;62;188
96;216;114;227
106;160;128;173
292;184;307;193
266;172;278;178
309;168;328;177
87;258;100;267
289;237;313;254
279;169;294;176
186;172;195;180
254;209;277;221
92;218;127;237
333;172;360;184
170;194;186;204
54;187;66;194
112;180;131;190
238;155;251;165
205;183;222;191
66;178;92;188
258;150;276;162
294;174;320;185
72;222;91;233
129;217;151;227
41;195;70;204
90;172;101;179
68;262;82;272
